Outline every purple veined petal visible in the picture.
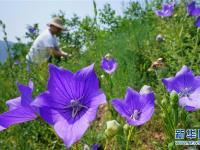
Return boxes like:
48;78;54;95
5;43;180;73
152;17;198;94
175;65;193;76
39;107;63;125
17;82;33;106
0;106;37;130
138;93;154;124
32;91;66;109
195;16;200;27
124;87;143;111
6;97;21;111
87;90;106;108
170;73;196;93
74;64;99;99
141;92;155;107
162;77;174;92
162;66;196;93
53;106;98;148
112;99;131;118
48;64;75;104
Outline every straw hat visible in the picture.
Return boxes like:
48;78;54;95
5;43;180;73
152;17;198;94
48;17;65;30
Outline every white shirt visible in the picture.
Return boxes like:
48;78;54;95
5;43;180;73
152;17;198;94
26;28;58;64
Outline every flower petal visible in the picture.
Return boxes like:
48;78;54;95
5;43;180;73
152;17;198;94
125;87;143;110
6;97;21;111
0;106;37;130
75;64;99;99
53;106;98;148
175;65;193;76
32;91;66;109
112;99;130;118
48;64;74;104
39;107;63;125
162;66;196;93
17;82;33;106
195;16;200;27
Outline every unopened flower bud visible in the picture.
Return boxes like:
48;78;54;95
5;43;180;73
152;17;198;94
140;85;153;95
161;98;168;106
123;123;130;135
156;34;165;42
105;53;111;60
100;74;105;79
83;144;90;150
170;90;179;107
105;120;120;138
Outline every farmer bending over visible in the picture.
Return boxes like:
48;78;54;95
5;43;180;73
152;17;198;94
26;17;69;64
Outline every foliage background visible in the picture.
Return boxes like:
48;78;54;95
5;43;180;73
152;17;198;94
0;0;200;149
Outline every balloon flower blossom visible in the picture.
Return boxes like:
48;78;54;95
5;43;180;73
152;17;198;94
155;2;175;17
100;54;117;75
33;64;106;148
187;1;200;27
0;81;37;131
162;65;200;111
187;1;200;16
112;87;154;126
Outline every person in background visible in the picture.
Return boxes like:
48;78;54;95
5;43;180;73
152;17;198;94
26;17;69;65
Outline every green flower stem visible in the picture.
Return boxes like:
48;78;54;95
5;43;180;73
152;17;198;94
178;14;188;38
126;126;134;150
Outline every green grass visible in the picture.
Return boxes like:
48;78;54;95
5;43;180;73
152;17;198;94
1;1;200;149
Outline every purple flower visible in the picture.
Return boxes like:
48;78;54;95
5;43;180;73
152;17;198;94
91;144;99;150
14;59;20;65
187;1;200;16
162;66;200;111
195;16;200;27
100;56;117;75
27;25;36;34
112;87;154;126
155;3;174;17
0;81;37;131
32;64;106;148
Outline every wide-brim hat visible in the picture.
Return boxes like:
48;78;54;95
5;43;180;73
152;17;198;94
48;17;65;30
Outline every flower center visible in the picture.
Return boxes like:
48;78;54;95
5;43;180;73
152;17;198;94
179;87;192;98
130;110;141;121
106;63;111;70
65;99;88;118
